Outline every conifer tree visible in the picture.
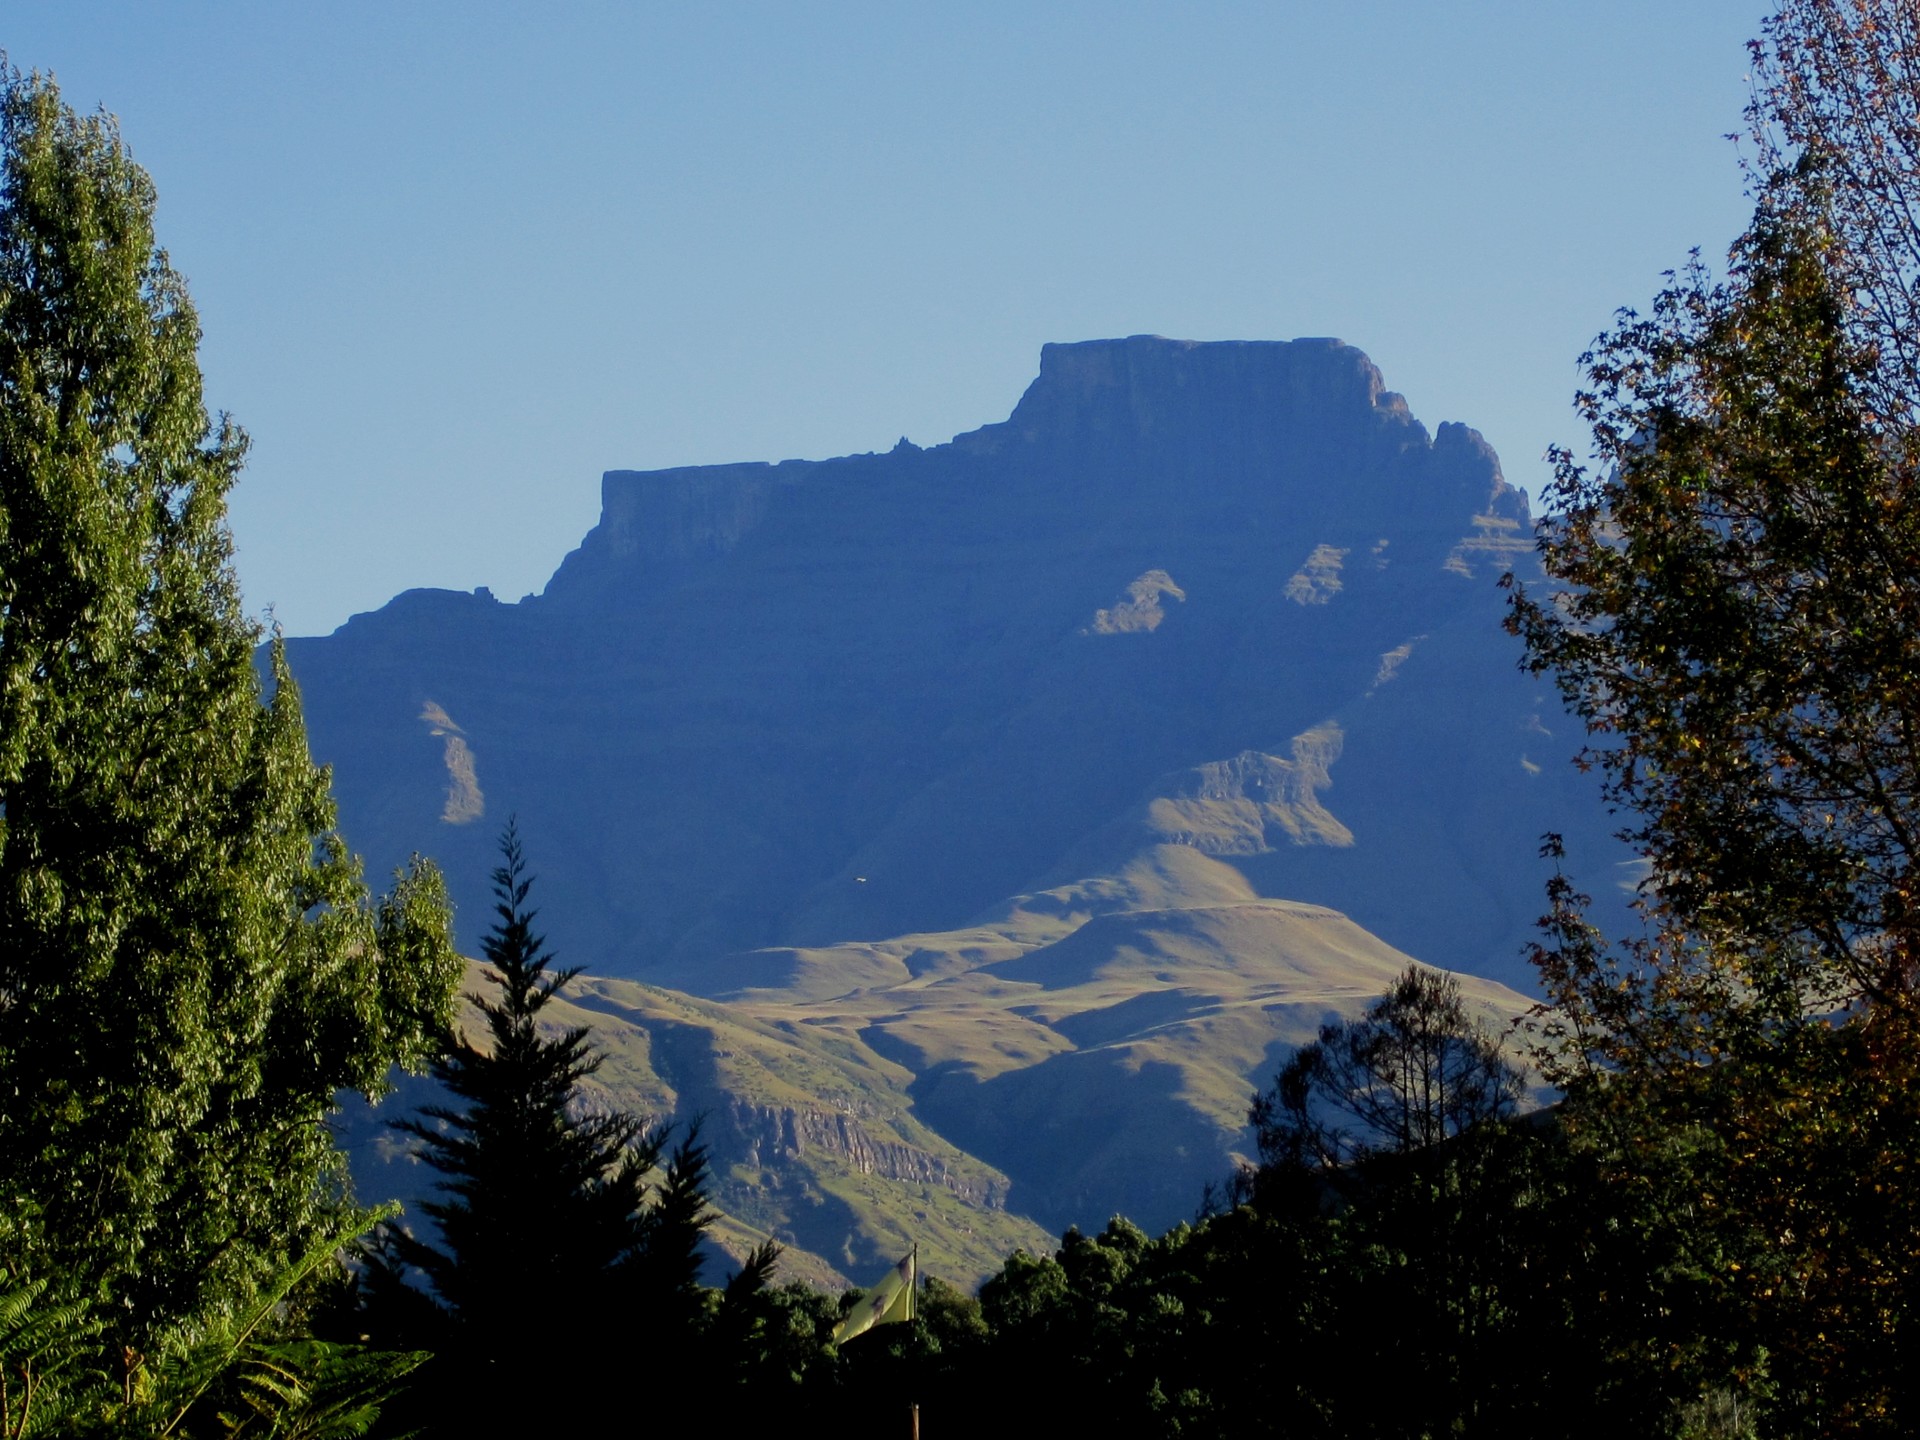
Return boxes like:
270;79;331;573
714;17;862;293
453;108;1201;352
0;64;462;1350
385;825;715;1421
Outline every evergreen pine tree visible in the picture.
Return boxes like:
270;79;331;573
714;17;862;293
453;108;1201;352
385;824;715;1423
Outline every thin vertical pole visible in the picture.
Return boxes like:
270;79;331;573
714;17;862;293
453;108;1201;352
910;1243;921;1439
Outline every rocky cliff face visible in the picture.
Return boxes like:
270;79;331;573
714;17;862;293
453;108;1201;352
720;1102;1011;1209
285;336;1619;993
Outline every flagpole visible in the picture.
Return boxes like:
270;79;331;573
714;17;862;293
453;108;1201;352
909;1243;920;1440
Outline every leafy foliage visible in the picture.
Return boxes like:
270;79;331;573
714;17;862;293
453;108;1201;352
1747;0;1920;425
115;1228;426;1440
0;1256;100;1439
0;65;461;1351
1;1217;424;1440
1503;4;1920;1431
1509;201;1917;1023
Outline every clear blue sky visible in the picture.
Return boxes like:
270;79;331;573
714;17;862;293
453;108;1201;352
10;2;1769;637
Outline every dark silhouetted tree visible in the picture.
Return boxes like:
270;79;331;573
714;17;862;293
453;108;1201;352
380;823;714;1430
1241;968;1662;1438
1251;966;1521;1183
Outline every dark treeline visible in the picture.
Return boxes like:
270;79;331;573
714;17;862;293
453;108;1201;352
304;934;1823;1439
312;882;1702;1440
680;971;1670;1440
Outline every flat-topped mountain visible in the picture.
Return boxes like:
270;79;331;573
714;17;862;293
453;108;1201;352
299;335;1628;1278
286;336;1618;997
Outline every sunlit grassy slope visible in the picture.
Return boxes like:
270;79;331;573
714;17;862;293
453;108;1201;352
340;965;1053;1293
343;846;1533;1295
664;844;1532;1241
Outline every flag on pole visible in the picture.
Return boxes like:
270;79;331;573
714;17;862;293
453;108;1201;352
831;1244;917;1345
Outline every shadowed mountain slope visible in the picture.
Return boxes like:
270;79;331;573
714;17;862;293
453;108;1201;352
285;336;1621;995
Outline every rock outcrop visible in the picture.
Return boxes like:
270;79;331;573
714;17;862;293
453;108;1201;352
720;1102;1012;1209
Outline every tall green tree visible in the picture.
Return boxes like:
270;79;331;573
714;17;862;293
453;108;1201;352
0;65;462;1350
1507;4;1920;1429
380;825;716;1429
1513;199;1920;1439
1508;0;1920;1040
